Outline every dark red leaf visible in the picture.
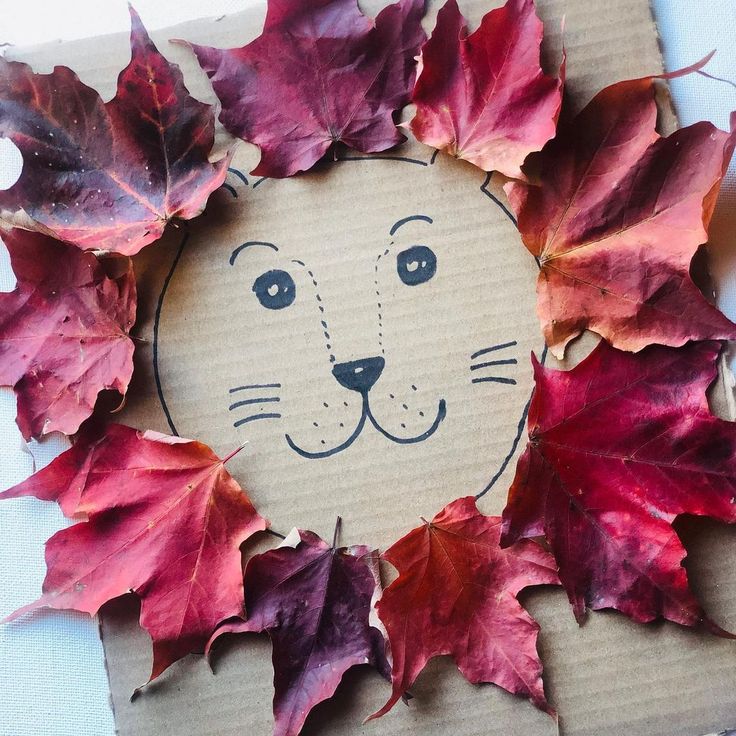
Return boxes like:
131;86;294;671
502;340;736;629
0;6;229;255
184;0;426;178
0;229;135;439
504;74;736;357
208;527;388;736
369;497;559;720
0;422;268;681
410;0;563;178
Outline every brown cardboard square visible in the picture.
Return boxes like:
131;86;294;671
6;2;736;735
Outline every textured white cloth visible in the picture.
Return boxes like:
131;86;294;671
0;2;733;735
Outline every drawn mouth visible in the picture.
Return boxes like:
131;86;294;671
284;394;446;459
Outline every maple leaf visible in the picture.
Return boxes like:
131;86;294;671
0;422;268;681
184;0;426;178
208;525;388;736
0;6;229;255
368;496;559;721
0;229;135;440
409;0;563;179
505;75;736;358
501;340;736;629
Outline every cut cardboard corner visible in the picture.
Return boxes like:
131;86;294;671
5;1;736;736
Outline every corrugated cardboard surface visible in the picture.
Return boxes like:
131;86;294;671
8;2;736;735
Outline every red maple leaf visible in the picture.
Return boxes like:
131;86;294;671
208;525;388;736
0;6;229;255
368;497;559;721
0;229;135;440
409;0;563;179
184;0;425;178
501;340;736;629
0;422;268;681
504;74;736;357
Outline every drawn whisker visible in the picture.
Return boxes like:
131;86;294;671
229;383;281;393
470;341;517;360
472;376;517;385
470;358;517;371
233;413;282;428
229;397;280;411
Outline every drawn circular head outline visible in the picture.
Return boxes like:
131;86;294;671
153;151;545;541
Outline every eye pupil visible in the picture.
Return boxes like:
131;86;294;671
253;269;296;310
397;246;436;286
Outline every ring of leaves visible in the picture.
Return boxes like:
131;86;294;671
1;1;736;736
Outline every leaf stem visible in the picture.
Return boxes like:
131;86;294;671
332;516;342;548
221;441;248;465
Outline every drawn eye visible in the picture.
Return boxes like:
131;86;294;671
252;269;296;310
397;245;437;286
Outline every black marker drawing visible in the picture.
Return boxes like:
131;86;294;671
154;155;545;497
285;356;446;459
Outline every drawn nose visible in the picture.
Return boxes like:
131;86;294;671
332;356;385;393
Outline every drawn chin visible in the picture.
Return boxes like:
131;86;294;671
284;398;446;460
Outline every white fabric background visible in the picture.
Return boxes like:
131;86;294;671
0;1;733;735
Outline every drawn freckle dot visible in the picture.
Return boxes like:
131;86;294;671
313;422;319;428
343;401;348;407
389;394;394;399
321;440;326;445
323;402;329;408
339;422;344;428
400;423;406;429
411;385;417;391
419;411;425;417
402;404;408;410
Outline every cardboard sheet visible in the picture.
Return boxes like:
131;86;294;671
7;1;736;735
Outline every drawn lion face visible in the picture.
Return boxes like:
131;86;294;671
155;149;541;546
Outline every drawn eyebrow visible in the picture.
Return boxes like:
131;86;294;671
230;241;279;265
389;214;433;236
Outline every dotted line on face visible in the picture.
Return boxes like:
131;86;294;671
292;259;336;364
374;248;390;356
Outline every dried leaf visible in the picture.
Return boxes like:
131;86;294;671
184;0;426;178
369;497;559;720
0;6;229;255
502;340;736;629
410;0;563;178
209;527;387;736
0;422;267;681
505;75;736;357
0;229;135;439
